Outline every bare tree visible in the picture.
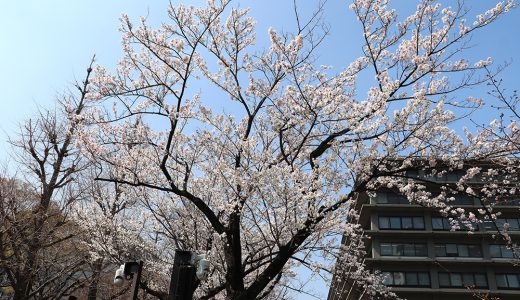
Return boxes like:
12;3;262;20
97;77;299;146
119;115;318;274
0;59;95;300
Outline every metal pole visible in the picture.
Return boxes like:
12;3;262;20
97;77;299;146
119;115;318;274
168;250;198;300
129;261;143;300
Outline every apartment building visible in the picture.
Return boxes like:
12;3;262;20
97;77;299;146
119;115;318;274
328;166;520;300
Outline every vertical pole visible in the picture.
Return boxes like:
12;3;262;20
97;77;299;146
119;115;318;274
87;258;103;300
130;261;143;300
168;250;198;300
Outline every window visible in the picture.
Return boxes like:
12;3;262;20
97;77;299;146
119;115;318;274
415;244;428;256
438;272;487;288
431;217;467;231
451;195;474;205
489;245;515;258
375;193;387;204
434;244;482;258
381;271;430;287
380;192;408;204
378;216;425;230
451;273;462;286
394;272;405;285
446;244;457;256
406;273;418;286
425;193;473;205
418;273;430;286
380;243;392;256
496;274;520;289
390;217;400;228
497;198;520;206
447;171;466;182
468;245;482;257
405;170;419;178
380;243;428;257
432;217;446;230
402;217;413;229
379;217;390;229
413;217;425;229
424;173;442;182
458;244;469;257
468;174;483;183
410;170;470;182
432;217;455;230
474;274;488;288
484;218;520;231
423;170;466;182
438;273;450;287
499;218;520;231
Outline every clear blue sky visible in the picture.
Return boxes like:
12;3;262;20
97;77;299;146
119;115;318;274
1;1;519;155
0;1;519;298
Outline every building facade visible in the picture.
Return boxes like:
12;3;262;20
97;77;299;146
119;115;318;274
328;167;520;300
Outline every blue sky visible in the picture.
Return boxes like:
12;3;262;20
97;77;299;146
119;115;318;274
1;1;519;157
0;1;519;298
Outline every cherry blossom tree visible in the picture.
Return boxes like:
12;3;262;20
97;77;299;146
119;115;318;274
73;168;175;299
450;67;520;261
75;0;515;299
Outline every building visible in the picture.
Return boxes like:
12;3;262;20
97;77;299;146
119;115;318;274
328;165;520;300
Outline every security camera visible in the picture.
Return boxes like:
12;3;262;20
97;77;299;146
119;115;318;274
192;254;210;281
196;257;210;280
114;264;125;287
